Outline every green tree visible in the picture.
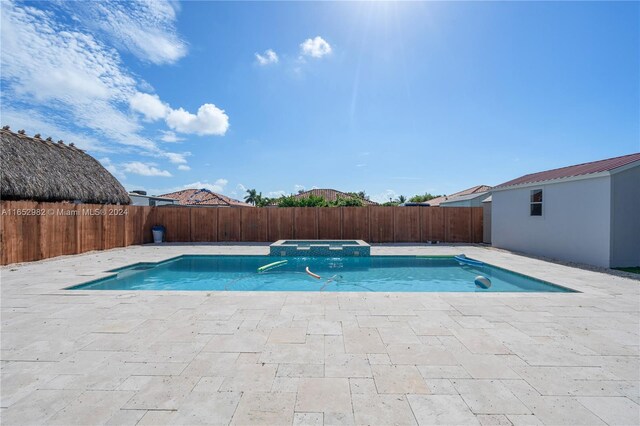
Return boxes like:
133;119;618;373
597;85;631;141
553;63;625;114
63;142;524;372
409;193;441;203
275;194;367;208
331;196;364;207
347;191;369;201
395;195;407;204
255;194;272;207
276;195;329;207
244;189;258;205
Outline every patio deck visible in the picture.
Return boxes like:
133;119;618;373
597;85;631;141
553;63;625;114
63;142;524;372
1;244;638;425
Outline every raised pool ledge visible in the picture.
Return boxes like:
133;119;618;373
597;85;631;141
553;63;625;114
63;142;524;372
270;239;371;257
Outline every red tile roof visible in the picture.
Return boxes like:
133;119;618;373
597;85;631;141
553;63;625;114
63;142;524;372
495;153;640;189
159;188;252;207
426;185;492;206
289;189;378;205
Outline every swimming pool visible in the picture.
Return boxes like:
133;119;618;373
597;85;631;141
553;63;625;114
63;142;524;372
68;255;574;293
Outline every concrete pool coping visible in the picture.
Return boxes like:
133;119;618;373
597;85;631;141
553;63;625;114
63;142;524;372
1;244;639;425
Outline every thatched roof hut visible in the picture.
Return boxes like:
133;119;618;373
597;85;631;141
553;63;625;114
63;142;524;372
0;127;130;204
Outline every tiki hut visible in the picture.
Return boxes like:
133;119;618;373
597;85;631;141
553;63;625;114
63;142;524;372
0;126;130;204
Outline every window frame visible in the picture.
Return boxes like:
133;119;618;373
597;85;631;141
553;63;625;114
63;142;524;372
529;189;543;217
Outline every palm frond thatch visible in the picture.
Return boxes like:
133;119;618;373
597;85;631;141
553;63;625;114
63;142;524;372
0;127;130;204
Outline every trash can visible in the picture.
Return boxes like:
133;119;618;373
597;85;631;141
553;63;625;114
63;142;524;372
152;225;165;243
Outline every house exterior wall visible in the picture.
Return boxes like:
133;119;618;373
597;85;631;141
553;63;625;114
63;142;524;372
482;201;491;244
129;195;176;207
491;176;612;267
610;166;640;267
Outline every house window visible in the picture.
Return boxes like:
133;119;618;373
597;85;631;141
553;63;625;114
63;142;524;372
530;189;542;216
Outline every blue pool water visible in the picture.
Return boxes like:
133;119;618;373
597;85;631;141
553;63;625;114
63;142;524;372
68;256;574;293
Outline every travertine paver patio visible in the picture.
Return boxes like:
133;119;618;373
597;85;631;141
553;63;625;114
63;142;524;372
1;244;639;425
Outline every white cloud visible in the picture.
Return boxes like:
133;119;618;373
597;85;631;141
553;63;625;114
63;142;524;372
236;183;247;193
129;92;169;121
183;179;228;193
66;0;187;65
129;94;229;136
163;152;190;164
159;130;184;143
268;190;286;198
99;157;125;180
0;1;152;149
150;179;230;197
370;189;399;204
165;104;229;136
294;184;305;192
177;165;191;171
1;0;228;166
300;36;332;58
255;49;278;65
1;107;108;152
123;161;172;177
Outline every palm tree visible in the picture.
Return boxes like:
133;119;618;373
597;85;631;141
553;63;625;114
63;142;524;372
244;189;258;205
396;195;407;204
256;195;271;207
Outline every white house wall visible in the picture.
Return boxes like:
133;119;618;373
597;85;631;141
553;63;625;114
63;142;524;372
610;166;640;267
492;176;612;267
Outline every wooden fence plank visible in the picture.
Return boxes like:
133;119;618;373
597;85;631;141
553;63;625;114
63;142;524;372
394;207;421;242
342;207;369;241
471;207;483;243
77;203;102;252
293;208;318;239
447;207;472;243
218;208;240;241
369;207;394;243
426;208;446;242
268;208;293;241
124;206;144;246
318;208;342;239
241;208;268;242
141;206;156;244
190;207;218;242
154;206;190;242
0;201;483;265
6;201;40;262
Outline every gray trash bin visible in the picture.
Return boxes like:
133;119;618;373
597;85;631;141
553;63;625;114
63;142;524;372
152;225;165;243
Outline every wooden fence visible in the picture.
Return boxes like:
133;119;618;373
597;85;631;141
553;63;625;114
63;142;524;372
0;201;482;265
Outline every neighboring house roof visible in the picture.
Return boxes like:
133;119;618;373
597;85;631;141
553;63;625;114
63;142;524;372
160;188;252;207
494;153;640;189
283;189;378;205
439;191;491;205
426;185;492;206
0;127;130;204
128;193;177;202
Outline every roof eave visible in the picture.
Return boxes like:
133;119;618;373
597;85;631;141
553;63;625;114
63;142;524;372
492;170;612;192
493;159;640;192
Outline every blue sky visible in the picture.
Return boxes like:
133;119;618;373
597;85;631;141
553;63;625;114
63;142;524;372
2;1;638;202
